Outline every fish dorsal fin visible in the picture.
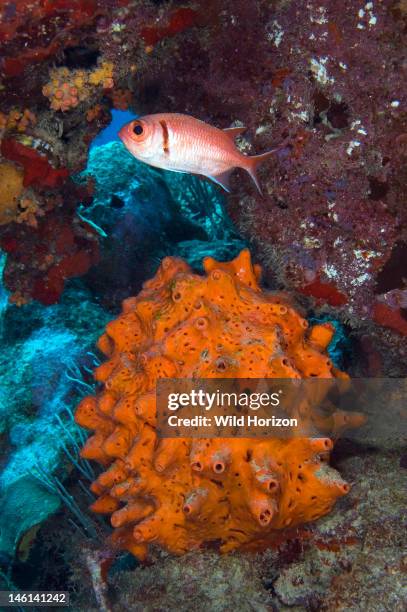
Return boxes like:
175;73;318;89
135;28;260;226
223;126;246;140
210;169;233;192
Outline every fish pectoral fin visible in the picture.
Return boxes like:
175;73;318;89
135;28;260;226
223;126;247;140
210;169;233;192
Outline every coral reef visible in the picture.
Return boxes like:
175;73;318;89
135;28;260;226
1;138;69;189
42;62;114;111
42;69;87;113
108;89;133;111
0;2;405;605
12;443;404;611
76;141;245;308
0;161;24;225
75;250;362;559
140;7;202;49
0;0;238;309
1;0;404;351
0;1;134;307
127;0;407;372
309;315;352;370
0;103;95;304
0;108;36;132
0;1;404;606
15;195;45;228
0;0;121;78
109;440;407;612
0;281;110;560
263;445;407;611
1;205;99;305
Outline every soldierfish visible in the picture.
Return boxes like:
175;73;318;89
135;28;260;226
118;112;278;194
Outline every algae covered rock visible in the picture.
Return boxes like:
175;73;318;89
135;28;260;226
0;284;110;560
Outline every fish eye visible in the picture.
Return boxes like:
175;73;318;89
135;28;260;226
133;123;143;135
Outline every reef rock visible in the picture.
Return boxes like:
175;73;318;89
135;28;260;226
0;283;110;560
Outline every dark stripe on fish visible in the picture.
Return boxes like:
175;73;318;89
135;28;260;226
159;120;170;154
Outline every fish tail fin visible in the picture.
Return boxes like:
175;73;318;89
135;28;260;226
244;148;279;195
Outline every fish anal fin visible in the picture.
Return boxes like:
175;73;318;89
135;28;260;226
223;126;246;140
210;169;233;192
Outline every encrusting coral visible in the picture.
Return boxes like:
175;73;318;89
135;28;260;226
0;108;36;133
108;88;133;111
0;161;24;225
16;196;45;228
75;250;363;559
42;61;114;111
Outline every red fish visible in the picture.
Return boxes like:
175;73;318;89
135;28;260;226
118;113;277;194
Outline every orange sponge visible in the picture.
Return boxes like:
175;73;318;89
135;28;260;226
75;250;361;559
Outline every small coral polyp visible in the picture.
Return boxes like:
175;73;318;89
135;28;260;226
42;62;114;112
75;250;352;559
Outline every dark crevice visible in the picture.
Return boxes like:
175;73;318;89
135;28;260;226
59;46;100;69
331;438;380;463
375;242;407;293
312;90;350;129
110;195;125;209
326;101;350;129
368;177;389;201
312;91;330;125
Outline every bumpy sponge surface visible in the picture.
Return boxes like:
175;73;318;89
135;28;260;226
75;250;356;558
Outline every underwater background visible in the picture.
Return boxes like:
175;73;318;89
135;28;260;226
0;1;406;610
